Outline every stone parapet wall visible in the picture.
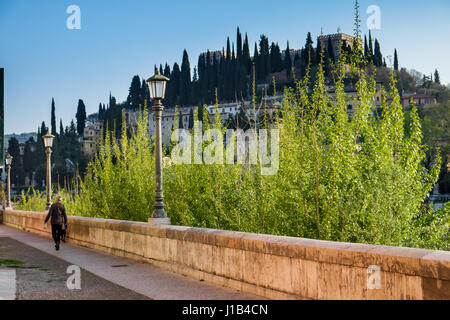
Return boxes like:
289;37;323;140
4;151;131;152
1;209;449;300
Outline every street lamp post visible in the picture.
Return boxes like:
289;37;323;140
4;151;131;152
146;69;170;226
43;131;55;210
5;153;13;209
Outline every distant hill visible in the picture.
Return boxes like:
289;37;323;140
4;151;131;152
4;132;37;149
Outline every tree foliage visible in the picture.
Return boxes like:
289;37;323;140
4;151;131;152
51;52;448;250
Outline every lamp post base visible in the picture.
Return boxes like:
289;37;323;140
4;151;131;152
148;217;171;226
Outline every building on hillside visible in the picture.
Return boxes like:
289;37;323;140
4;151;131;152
318;33;361;59
327;82;383;116
126;108;191;146
19;143;25;156
4;132;37;152
207;102;240;116
148;110;191;145
399;92;437;108
280;49;302;63
81;122;103;158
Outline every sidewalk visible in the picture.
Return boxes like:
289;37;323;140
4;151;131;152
0;224;263;300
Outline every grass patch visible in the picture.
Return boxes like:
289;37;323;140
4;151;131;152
5;264;49;270
7;265;27;269
0;258;24;265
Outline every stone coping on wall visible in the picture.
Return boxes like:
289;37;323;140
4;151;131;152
2;209;449;281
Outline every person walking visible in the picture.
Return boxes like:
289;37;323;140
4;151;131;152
44;196;67;251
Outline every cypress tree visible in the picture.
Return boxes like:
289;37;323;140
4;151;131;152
171;62;181;105
59;119;64;136
243;33;251;74
23;137;35;184
374;39;382;67
180;49;191;106
315;37;323;66
75;99;87;136
98;103;103;120
127;75;142;109
394;49;399;71
434;69;441;84
51;98;57;135
190;67;199;105
7;137;24;186
141;79;150;106
218;50;226;101
305;32;314;66
364;35;369;58
198;53;206;104
33;123;47;186
163;64;172;105
270;42;282;73
231;44;238;99
236;27;242;62
284;41;292;79
368;30;374;60
258;35;270;79
69;120;77;136
163;63;171;77
232;43;235;61
41;121;48;137
207;51;214;103
212;52;220;102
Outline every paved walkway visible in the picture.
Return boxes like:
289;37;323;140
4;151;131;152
0;225;263;300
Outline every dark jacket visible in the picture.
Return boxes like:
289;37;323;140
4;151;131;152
45;202;67;225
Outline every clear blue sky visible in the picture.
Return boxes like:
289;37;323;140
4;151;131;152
1;0;449;134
